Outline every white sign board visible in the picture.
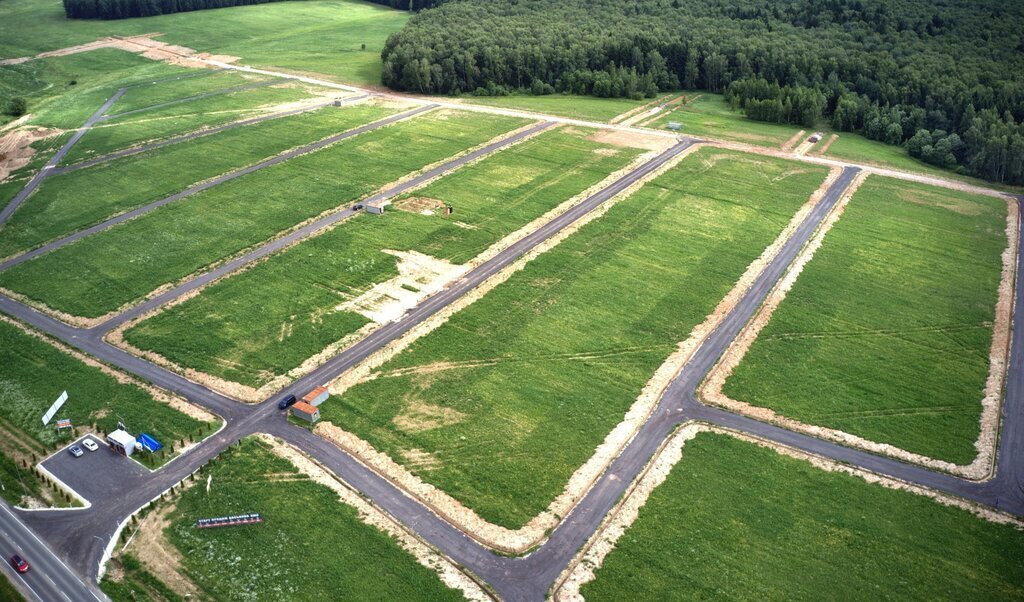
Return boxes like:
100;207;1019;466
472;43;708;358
42;390;68;426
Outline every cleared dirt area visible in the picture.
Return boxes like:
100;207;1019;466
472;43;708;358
0;33;237;68
0;127;61;182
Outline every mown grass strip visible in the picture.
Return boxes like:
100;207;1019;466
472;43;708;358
106;70;265;114
0;111;529;318
319;148;828;528
722;177;1008;464
0;102;395;258
124;127;643;387
579;433;1024;600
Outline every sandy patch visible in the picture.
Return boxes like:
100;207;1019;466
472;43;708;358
700;173;1017;480
256;434;490;601
394;196;447;214
553;422;1024;601
393;396;468;433
120;495;201;599
586;128;672;151
781;129;807;151
0;34;229;69
0;126;62;182
336;250;469;324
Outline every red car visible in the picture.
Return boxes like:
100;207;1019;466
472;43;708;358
9;554;29;573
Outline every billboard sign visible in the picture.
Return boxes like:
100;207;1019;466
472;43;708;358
41;391;68;426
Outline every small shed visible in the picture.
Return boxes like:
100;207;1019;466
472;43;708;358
107;429;137;456
302;386;330;407
667;122;682;131
291;402;320;423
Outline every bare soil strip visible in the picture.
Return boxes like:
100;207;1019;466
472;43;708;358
552;421;1024;602
781;129;807;151
0;34;236;68
0;127;62;182
313;156;848;554
700;174;1018;480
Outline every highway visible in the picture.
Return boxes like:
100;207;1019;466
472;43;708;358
0;60;1021;601
0;502;104;602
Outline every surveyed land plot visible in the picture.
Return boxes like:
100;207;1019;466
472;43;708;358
104;70;274;114
0;111;529;319
103;437;465;601
646;93;801;147
123;127;645;391
722;177;1008;464
319;148;829;528
62;81;329;165
0;318;212;503
576;433;1024;600
0;101;396;258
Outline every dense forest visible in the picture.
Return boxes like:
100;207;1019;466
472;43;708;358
62;0;286;19
381;0;1024;184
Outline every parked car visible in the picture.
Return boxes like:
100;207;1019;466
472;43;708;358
9;555;29;573
68;445;84;458
352;204;364;211
277;394;298;410
82;439;99;452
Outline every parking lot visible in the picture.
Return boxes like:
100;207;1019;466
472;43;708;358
39;435;149;505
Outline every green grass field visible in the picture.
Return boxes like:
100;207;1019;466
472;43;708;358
466;94;661;122
645;93;802;147
161;437;462;600
0;102;395;258
106;70;273;114
0;49;191;128
580;432;1024;600
61;82;323;165
123;127;644;388
722;177;1007;464
318;148;828;528
0;110;528;318
0;318;210;446
0;0;409;87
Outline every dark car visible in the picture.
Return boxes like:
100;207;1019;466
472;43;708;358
277;394;298;410
9;555;29;573
352;204;364;211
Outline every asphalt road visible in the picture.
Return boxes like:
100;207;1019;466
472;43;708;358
0;104;436;273
0;502;104;602
0;84;1022;602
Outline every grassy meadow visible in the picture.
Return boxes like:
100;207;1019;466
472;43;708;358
465;94;661;122
161;437;463;600
0;111;528;318
0;0;410;87
319;148;828;528
0;101;395;258
105;70;274;114
123;127;644;387
580;433;1024;600
645;93;802;147
722;177;1008;464
61;82;324;165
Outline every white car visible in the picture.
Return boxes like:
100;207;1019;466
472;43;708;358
81;438;99;452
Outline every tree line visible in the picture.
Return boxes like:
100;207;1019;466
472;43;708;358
381;0;1024;184
62;0;286;19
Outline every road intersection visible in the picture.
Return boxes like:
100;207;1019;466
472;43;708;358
0;59;1021;602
